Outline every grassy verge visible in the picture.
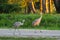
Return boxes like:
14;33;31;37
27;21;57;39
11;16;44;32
0;14;60;30
0;37;58;40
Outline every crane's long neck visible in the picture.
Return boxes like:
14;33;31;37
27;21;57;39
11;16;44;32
40;12;42;18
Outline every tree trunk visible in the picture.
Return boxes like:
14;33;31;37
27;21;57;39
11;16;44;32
25;7;27;14
27;1;36;13
42;0;46;13
53;0;60;13
45;0;49;13
40;0;43;13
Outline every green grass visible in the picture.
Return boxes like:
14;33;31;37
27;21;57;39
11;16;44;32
0;13;60;30
0;37;58;40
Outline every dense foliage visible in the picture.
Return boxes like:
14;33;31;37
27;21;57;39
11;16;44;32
0;14;60;30
0;4;21;13
0;0;40;13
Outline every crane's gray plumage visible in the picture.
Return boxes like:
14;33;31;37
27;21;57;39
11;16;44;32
13;22;23;28
13;20;25;28
13;20;25;35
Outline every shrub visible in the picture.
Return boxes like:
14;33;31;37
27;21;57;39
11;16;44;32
0;4;21;13
0;14;60;30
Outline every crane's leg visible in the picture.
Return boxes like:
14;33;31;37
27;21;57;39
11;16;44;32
18;28;21;35
13;26;17;36
13;28;16;36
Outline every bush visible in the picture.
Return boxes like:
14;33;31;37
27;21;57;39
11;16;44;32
0;0;8;3
0;14;60;30
0;4;21;13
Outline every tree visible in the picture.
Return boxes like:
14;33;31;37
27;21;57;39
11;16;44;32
53;0;60;13
27;0;36;13
0;0;8;4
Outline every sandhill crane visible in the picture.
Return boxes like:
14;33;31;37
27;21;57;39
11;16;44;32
13;20;25;35
32;13;42;26
13;20;25;28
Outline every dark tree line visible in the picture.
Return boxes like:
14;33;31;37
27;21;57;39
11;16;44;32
53;0;60;13
0;0;60;13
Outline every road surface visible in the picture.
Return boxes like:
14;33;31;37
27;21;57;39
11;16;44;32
0;29;60;38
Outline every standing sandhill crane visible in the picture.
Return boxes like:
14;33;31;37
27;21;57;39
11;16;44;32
13;20;25;35
32;13;42;26
13;20;25;28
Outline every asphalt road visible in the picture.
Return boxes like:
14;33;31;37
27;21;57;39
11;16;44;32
0;29;60;38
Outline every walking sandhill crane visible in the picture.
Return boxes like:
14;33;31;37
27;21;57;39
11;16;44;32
13;20;25;35
13;20;25;29
32;13;42;26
